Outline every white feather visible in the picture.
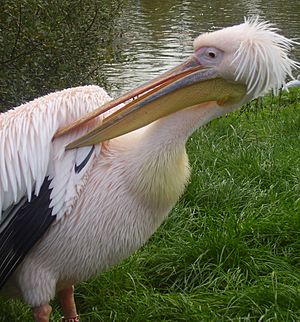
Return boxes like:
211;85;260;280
232;17;300;97
0;86;111;220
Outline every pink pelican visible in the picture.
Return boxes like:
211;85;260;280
0;18;298;322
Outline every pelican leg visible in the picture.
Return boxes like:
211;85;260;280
32;303;52;322
58;285;79;322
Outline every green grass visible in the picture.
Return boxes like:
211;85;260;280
1;90;300;321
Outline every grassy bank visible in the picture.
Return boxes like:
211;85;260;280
1;91;299;321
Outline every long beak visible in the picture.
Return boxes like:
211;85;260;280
55;56;246;149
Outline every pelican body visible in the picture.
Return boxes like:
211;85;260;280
0;18;298;321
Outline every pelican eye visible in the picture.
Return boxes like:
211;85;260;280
193;46;224;66
208;51;216;58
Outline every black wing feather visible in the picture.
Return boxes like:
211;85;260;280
0;146;95;289
0;177;55;289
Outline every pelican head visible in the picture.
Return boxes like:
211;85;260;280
56;18;299;148
194;18;298;98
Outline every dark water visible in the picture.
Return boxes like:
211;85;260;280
103;0;300;97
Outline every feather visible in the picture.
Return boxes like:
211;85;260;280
0;86;111;217
0;86;112;287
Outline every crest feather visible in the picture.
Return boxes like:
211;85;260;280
233;17;300;97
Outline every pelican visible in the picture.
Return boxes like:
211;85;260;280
0;18;298;322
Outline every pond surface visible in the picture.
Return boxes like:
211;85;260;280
103;0;300;97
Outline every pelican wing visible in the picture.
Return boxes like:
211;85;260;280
0;86;111;288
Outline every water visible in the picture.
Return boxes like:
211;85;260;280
103;0;300;97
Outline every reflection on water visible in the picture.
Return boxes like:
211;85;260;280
103;0;300;97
